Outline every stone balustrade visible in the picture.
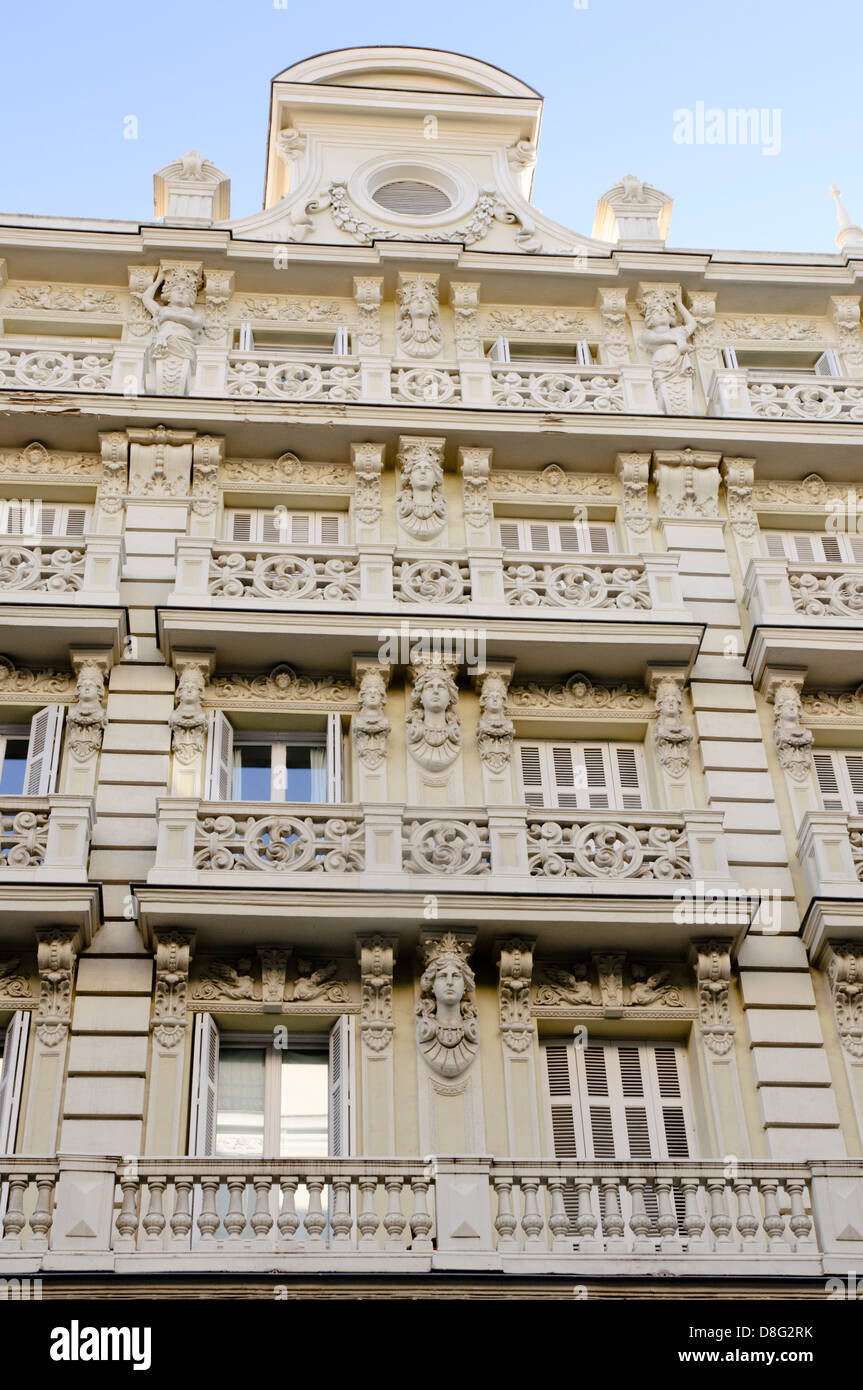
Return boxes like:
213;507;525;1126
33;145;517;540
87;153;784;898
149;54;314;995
173;537;686;619
0;535;123;606
0;342;115;392
798;811;863;899
149;800;728;890
4;1154;861;1276
745;556;863;626
709;367;863;420
0;796;94;882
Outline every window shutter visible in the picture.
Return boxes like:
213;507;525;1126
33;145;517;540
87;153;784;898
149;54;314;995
849;536;863;564
229;511;253;542
205;710;234;800
721;347;739;369
815;349;842;377
587;524;613;555
319;514;343;546
557;524;582;554
498;521;521;551
820;534;843;563
23;705;64;795
261;511;282;545
581;745;611;810
582;1045;617;1157
528;522;553;552
651;1046;692;1159
333;325;350;356
544;1044;581;1157
814;753;845;812
0;1011;30;1153
328;1015;354;1157
517;743;547;807
842;755;863;815
611;745;644;810
487;336;511;363
189;1012;219;1156
326;712;343;803
62;506;89;538
551;744;582;809
575;340;593;366
764;532;791;559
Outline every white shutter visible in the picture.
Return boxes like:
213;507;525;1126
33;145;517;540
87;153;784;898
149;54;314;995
557;524;583;554
575;340;593;366
849;536;863;563
228;510;253;542
189;1012;219;1156
764;532;863;565
333;325;350;356
721;347;739;369
319;514;343;546
326;712;342;804
205;709;234;800
815;349;842;377
517;741;642;810
0;1012;30;1154
570;1043;694;1161
517;742;547;807
611;745;645;810
815;751;863;815
814;753;844;811
845;756;863;815
497;518;614;554
498;521;522;551
487;336;510;363
764;532;792;559
261;511;283;544
328;1015;354;1157
23;705;63;795
62;506;89;538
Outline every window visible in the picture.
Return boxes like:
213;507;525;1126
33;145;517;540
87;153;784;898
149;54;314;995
0;501;89;539
0;707;64;796
0;1012;30;1154
813;750;863;815
763;531;863;564
189;1014;353;1158
544;1041;694;1161
205;711;344;803
372;181;451;215
516;740;645;810
224;508;345;546
486;338;595;365
497;517;616;555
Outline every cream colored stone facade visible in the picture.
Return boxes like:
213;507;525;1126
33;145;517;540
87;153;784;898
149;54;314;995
0;46;863;1296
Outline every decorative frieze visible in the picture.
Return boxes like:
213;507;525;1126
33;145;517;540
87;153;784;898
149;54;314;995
752;474;848;508
692;940;735;1055
6;281;121;314
489;464;617;501
416;932;479;1078
826;945;863;1059
533;954;687;1013
396;273;442;359
0;441;99;483
152;931;194;1050
357;935;397;1054
496;938;535;1054
508;671;647;714
238;294;348;324
800;685;863;720
716;314;822;343
35;929;79;1047
654;449;721;520
396;436;447;541
220;452;353;491
205;664;356;712
0;655;75;702
482;307;591;336
0;956;34;999
190;951;352;1007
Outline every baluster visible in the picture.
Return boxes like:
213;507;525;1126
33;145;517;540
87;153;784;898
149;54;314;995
628;1178;653;1253
706;1178;734;1250
170;1178;193;1247
29;1173;55;1250
409;1176;434;1252
655;1176;682;1252
331;1176;353;1246
251;1177;274;1242
547;1177;571;1251
115;1171;140;1251
1;1176;28;1249
197;1175;220;1241
786;1179;814;1247
520;1176;546;1250
383;1176;407;1250
224;1176;247;1239
574;1179;601;1252
357;1176;380;1247
733;1178;759;1248
142;1176;167;1247
600;1177;626;1251
759;1179;790;1252
494;1175;519;1251
277;1176;300;1247
304;1177;326;1243
680;1177;708;1252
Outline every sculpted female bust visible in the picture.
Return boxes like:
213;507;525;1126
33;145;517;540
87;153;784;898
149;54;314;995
141;263;205;396
415;934;479;1078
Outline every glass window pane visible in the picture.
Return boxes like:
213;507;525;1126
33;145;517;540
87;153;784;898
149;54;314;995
215;1047;266;1157
279;1050;328;1157
232;745;272;801
0;740;29;796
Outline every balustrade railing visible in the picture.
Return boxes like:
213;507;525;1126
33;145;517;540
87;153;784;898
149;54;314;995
0;534;122;606
0;796;94;881
502;554;650;609
710;367;863;420
3;1155;851;1272
226;352;361;401
491;365;625;412
745;556;863;626
0;341;114;392
526;811;691;880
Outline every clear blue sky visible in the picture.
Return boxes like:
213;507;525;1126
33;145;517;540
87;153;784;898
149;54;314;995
1;0;859;254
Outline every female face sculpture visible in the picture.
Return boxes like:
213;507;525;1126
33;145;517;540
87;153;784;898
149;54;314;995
409;458;437;492
433;960;466;1008
420;670;450;715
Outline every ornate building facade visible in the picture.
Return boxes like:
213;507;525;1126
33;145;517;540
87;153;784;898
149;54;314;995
0;46;862;1297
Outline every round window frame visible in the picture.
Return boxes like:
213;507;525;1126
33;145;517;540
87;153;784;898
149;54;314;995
349;155;477;228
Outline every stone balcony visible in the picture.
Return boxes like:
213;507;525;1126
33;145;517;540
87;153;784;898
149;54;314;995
3;1153;861;1279
745;557;863;687
0;795;98;944
0;534;126;666
709;367;863;421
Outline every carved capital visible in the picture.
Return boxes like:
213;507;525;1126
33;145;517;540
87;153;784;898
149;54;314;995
152;931;194;1049
352;277;383;352
170;652;214;764
722;456;757;538
654;449;721;520
496;938;535;1054
615;452;651;535
692;940;734;1055
35;929;80;1047
351;442;384;530
357;934;397;1054
353;658;391;770
450;282;481;356
191;434;224;515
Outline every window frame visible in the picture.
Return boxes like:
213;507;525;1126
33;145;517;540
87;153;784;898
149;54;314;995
496;515;617;556
223;507;346;546
515;738;646;811
813;749;863;815
215;1032;330;1158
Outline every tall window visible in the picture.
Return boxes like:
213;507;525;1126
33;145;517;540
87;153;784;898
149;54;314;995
205;712;344;803
0;1012;30;1154
516;740;646;810
0;707;64;796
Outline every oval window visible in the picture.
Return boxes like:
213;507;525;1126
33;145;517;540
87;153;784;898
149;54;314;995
372;180;452;215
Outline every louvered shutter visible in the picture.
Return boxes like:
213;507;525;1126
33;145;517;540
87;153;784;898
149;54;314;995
844;755;863;814
0;1012;30;1154
571;1043;694;1161
528;522;553;551
261;510;283;544
551;744;583;809
319;514;343;545
62;506;89;538
611;745;645;810
580;745;611;810
651;1046;692;1159
517;743;547;807
326;712;343;804
558;524;583;554
498;521;521;550
543;1044;581;1228
23;705;64;795
815;349;842;377
849;536;863;563
189;1013;219;1155
328;1015;354;1156
764;532;791;559
205;710;234;800
814;753;844;811
815;751;863;814
229;511;253;542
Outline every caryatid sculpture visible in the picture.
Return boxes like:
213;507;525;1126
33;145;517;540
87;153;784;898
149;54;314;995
415;933;479;1078
140;262;205;396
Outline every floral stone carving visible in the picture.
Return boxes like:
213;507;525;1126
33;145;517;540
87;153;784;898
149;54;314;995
358;935;396;1054
35;929;78;1047
827;945;863;1058
415;933;479;1078
152;932;193;1049
693;940;734;1055
497;939;535;1053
